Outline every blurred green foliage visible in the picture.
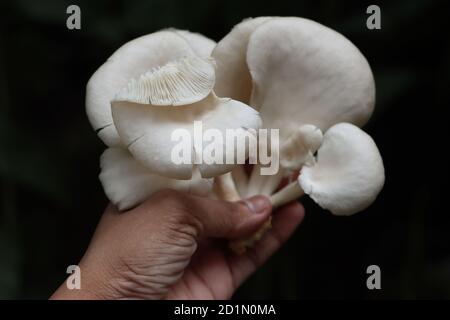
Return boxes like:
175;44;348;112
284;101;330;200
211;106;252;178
0;0;448;299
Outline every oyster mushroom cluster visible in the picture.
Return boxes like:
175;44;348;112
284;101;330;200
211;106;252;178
86;30;261;210
86;17;385;251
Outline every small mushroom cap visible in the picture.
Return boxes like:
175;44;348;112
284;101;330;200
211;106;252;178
111;56;262;180
86;30;216;146
299;123;385;216
99;148;213;211
280;124;323;170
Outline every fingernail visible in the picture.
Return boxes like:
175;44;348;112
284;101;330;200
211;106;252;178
243;196;271;214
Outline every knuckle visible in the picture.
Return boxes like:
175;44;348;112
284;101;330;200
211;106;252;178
164;219;200;247
150;189;203;237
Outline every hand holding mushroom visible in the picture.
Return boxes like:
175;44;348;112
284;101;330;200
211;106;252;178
86;17;385;253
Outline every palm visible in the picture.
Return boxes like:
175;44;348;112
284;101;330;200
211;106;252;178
166;202;304;299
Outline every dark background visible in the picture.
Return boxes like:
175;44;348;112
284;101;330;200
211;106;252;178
0;0;448;299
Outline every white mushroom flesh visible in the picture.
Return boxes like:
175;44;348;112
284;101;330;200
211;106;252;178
99;148;213;211
299;123;385;215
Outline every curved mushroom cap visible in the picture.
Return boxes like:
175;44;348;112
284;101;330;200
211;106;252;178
299;123;384;216
280;124;323;170
86;30;216;146
173;30;217;57
99;148;213;211
212;17;273;103
213;17;375;143
111;56;262;180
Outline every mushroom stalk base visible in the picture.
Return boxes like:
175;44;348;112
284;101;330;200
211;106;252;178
229;217;272;254
230;182;304;254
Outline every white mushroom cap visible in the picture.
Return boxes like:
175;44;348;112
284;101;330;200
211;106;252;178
173;30;217;57
299;123;385;216
99;148;213;211
213;17;375;143
248;18;375;138
212;17;273;104
86;30;216;146
280;124;323;170
111;56;262;179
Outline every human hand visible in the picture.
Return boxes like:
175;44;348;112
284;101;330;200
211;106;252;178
51;189;304;300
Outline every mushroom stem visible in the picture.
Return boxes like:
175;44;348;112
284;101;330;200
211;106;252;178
245;164;267;197
229;179;304;255
259;169;284;196
229;167;306;254
214;172;241;201
227;164;268;254
270;181;304;208
232;165;248;197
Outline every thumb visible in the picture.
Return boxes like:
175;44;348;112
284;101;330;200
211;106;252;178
186;195;272;239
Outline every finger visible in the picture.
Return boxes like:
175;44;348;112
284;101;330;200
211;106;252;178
226;202;305;289
186;194;273;239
